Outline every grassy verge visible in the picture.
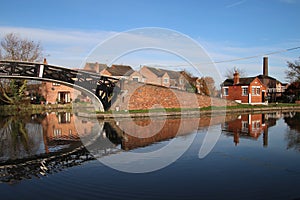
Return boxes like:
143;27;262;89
2;102;300;116
0;104;73;115
97;103;300;115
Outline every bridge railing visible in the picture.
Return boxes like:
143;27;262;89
0;60;120;111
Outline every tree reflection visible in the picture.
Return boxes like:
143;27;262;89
0;115;43;162
284;112;300;151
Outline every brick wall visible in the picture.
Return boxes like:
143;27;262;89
111;80;237;110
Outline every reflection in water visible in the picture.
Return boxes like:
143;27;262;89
221;112;297;147
283;112;300;151
0;112;116;184
0;112;89;164
222;113;270;146
1;111;300;184
0;115;44;162
104;115;236;151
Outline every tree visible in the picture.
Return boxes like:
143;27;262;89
285;57;300;83
225;66;246;79
197;76;217;96
0;33;43;61
0;33;43;105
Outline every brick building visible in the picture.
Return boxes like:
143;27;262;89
221;71;267;104
41;82;77;104
139;66;187;90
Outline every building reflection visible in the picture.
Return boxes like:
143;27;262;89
221;113;282;146
104;114;237;150
0;112;98;164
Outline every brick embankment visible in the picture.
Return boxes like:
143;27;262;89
110;80;236;111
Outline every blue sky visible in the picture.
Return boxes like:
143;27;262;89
0;0;300;83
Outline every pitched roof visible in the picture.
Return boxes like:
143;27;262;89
107;65;134;76
222;77;257;86
144;66;182;79
256;74;277;81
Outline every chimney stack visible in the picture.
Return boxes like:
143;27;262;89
263;57;268;76
43;58;48;65
233;70;240;84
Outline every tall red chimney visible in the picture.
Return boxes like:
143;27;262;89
263;57;268;76
233;70;239;84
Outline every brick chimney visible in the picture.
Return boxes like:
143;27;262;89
43;58;48;65
233;70;240;84
263;57;268;76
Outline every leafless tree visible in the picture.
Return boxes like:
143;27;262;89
0;33;43;61
285;57;300;83
0;33;43;105
224;66;247;79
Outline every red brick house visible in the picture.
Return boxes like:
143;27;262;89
221;71;267;104
41;82;77;104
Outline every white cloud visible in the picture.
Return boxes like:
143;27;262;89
0;26;116;68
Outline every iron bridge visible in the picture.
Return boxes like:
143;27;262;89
0;60;119;111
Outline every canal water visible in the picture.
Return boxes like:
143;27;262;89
0;111;300;199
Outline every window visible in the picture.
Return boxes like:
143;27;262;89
164;78;169;84
53;83;60;86
252;121;261;130
242;121;248;132
132;77;139;82
53;129;62;137
58;112;71;123
252;86;261;96
242;87;248;96
223;87;229;96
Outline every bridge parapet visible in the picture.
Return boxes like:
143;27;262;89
0;60;119;111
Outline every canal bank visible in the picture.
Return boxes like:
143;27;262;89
88;104;300;119
1;103;300;118
0;104;73;115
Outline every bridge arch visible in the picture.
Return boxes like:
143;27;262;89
0;60;118;111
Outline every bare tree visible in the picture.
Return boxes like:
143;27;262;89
0;33;43;105
225;66;246;79
285;57;300;83
0;33;43;61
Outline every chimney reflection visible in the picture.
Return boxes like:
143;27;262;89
222;114;268;146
